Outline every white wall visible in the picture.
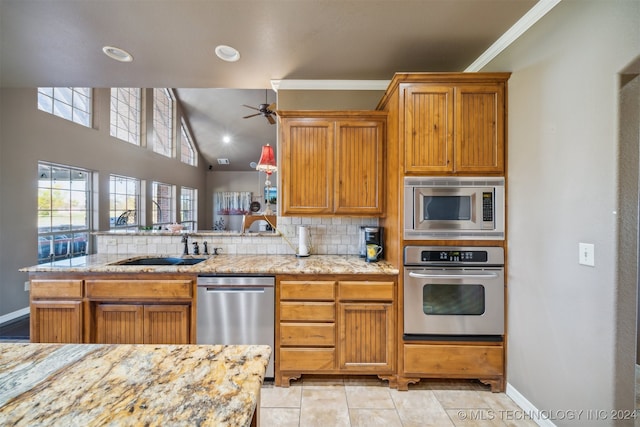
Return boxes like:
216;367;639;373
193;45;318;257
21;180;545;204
0;88;208;317
482;1;640;423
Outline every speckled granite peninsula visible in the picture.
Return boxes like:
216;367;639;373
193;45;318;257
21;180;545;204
0;343;271;426
21;254;399;275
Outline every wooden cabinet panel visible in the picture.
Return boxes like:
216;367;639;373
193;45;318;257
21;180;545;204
86;280;192;300
338;303;394;371
30;301;82;343
338;281;394;301
95;304;144;344
403;343;503;377
280;281;335;301
280;119;334;215
404;85;454;173
144;305;190;344
279;348;335;371
334;120;384;215
279;111;386;216
31;279;83;299
280;302;335;322
455;84;505;173
280;323;335;346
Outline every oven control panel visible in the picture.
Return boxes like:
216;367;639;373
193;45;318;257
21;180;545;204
404;246;504;266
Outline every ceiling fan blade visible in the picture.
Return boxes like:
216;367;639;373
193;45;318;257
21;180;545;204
266;114;276;125
267;103;276;111
243;113;261;119
242;104;259;111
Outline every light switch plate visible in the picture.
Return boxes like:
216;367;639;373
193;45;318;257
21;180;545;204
579;243;595;266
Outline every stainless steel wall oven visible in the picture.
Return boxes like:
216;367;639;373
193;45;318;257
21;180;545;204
403;246;504;340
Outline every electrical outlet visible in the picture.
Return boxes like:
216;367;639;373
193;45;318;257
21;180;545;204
24;281;30;291
579;243;595;266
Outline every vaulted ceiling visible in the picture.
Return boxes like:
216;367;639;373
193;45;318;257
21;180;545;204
1;0;540;170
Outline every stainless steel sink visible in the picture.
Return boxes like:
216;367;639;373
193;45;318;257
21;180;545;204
111;257;208;266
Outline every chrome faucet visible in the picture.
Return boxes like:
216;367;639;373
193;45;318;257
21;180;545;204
181;234;189;255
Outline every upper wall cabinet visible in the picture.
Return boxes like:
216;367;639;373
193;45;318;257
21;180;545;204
379;73;510;176
279;111;386;216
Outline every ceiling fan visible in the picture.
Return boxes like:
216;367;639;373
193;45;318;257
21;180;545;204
242;90;277;125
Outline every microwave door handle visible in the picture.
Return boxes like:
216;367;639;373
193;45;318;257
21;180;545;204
408;271;499;279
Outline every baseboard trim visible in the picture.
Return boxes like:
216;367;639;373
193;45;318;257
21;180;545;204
0;307;29;326
506;382;557;427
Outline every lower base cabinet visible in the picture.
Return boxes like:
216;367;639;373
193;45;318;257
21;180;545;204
30;279;84;343
276;277;396;387
399;342;505;392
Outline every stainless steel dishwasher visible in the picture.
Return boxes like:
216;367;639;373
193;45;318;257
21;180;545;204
196;275;274;378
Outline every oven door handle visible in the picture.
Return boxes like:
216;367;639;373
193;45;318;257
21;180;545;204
408;271;499;279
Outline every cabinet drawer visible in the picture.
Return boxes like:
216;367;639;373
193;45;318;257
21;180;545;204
280;281;335;300
31;280;83;299
279;348;335;371
280;301;335;322
86;280;192;300
338;281;394;301
403;344;503;376
280;323;335;346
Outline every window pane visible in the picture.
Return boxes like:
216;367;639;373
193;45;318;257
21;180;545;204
38;87;92;129
110;88;141;145
109;175;140;229
153;88;173;157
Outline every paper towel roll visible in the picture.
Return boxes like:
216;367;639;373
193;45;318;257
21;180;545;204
298;226;310;256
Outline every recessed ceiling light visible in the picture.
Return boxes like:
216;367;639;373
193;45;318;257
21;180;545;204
215;45;240;62
223;135;231;143
102;46;133;62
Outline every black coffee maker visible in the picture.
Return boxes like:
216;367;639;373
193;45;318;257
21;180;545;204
364;226;383;262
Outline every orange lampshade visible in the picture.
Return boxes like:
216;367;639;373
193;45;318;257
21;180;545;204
256;144;277;175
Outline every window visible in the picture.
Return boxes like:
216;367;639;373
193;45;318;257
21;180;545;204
109;175;140;229
37;87;92;127
180;120;197;166
37;162;92;263
152;181;174;226
152;88;174;157
110;88;141;145
180;187;197;231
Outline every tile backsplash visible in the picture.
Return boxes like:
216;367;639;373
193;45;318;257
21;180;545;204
95;216;379;256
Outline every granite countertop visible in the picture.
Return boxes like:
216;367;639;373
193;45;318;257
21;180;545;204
0;343;271;427
21;254;399;275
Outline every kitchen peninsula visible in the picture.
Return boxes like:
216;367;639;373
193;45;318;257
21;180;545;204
0;343;271;427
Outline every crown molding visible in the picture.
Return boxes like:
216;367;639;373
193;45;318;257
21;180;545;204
465;0;562;72
271;79;390;92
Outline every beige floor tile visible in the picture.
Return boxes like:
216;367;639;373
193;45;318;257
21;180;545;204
397;407;456;427
445;408;507;426
345;385;395;409
259;407;301;427
260;384;302;408
433;389;492;409
389;388;441;409
300;387;350;426
349;408;403;427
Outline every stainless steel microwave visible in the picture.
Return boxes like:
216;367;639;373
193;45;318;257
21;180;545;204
404;177;505;240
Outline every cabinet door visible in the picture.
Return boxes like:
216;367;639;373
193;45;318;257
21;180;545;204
338;302;394;372
404;84;454;173
334;120;384;215
94;304;144;344
454;84;505;173
281;118;334;215
31;301;82;343
144;304;190;344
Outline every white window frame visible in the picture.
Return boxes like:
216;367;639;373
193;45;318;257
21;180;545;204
110;88;141;145
37;162;92;263
152;88;174;157
109;175;141;230
180;119;198;166
152;181;175;227
180;187;197;231
37;87;92;127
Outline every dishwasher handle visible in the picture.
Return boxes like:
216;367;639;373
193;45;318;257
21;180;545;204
203;287;266;294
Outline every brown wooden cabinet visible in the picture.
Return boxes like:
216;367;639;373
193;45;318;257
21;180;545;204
375;73;509;176
30;279;83;343
276;276;396;387
279;111;386;216
87;279;192;344
29;274;195;345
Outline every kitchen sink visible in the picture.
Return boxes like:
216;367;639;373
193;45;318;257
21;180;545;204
111;257;208;266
